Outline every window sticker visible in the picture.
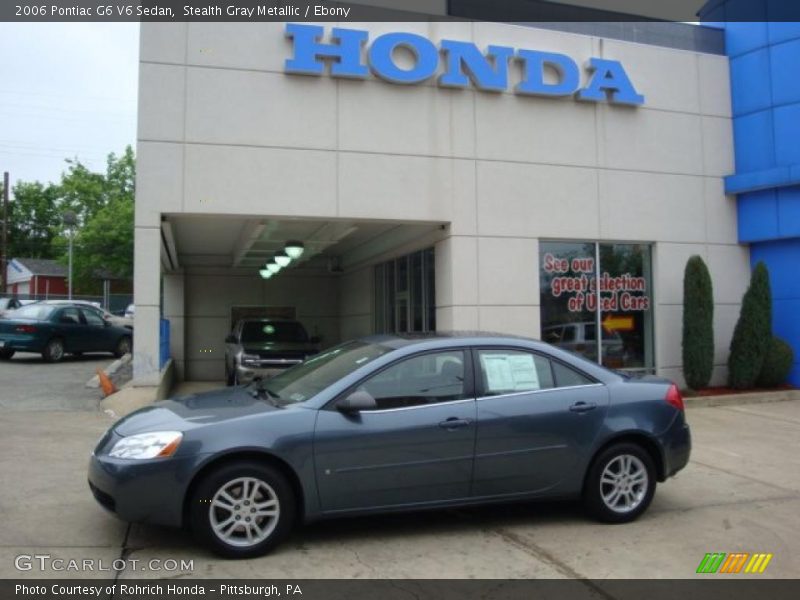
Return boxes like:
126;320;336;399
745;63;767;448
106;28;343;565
482;353;540;393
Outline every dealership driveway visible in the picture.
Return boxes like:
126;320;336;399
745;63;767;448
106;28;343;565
0;352;110;411
1;399;799;580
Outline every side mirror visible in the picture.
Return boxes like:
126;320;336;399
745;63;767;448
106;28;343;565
225;334;237;344
337;390;377;413
309;336;321;344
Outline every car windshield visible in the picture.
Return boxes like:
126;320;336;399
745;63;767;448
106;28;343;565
240;321;308;344
254;341;391;404
9;304;56;320
0;299;11;310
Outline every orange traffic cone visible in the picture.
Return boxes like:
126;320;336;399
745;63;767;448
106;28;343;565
97;369;117;397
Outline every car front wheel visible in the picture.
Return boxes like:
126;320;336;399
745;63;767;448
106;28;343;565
189;461;295;558
43;338;65;362
583;443;656;523
0;349;14;360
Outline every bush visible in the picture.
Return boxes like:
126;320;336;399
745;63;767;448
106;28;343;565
728;262;772;389
682;256;714;389
757;337;794;387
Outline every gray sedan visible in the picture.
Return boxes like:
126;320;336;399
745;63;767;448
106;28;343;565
88;334;690;558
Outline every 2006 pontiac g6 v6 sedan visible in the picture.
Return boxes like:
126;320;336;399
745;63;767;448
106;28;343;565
88;333;691;558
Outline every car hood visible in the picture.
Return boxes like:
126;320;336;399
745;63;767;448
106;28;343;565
114;386;280;436
242;341;316;353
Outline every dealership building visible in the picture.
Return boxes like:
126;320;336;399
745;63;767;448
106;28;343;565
132;5;800;388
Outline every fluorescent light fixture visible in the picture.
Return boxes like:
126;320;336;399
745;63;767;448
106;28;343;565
259;268;272;279
274;250;291;267
284;240;304;260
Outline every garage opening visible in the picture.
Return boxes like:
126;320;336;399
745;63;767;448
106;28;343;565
160;215;445;382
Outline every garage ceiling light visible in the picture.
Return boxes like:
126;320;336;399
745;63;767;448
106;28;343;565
274;250;291;267
259;268;272;279
285;240;304;260
266;259;280;274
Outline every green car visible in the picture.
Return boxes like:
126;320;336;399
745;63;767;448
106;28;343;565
0;301;132;362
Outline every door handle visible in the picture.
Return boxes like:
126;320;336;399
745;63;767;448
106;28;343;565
439;417;472;430
569;401;597;413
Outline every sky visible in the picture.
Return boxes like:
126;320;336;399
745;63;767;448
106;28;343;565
0;23;139;188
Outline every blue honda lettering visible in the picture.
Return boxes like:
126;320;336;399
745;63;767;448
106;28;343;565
368;32;439;84
284;23;368;79
577;58;645;105
439;40;514;91
516;50;581;97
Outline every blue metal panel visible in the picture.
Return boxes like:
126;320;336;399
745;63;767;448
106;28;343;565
732;109;774;172
774;104;800;166
159;318;171;369
730;49;773;116
738;190;778;242
770;38;800;106
725;21;768;57
768;22;800;45
778;186;800;238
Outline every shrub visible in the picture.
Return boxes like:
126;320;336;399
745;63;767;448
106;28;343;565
682;255;714;390
757;337;794;387
728;262;772;389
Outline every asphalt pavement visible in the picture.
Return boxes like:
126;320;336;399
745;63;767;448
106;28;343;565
0;360;798;580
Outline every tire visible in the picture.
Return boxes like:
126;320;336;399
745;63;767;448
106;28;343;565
0;349;14;360
189;461;295;559
225;364;235;387
42;338;65;363
114;336;132;358
583;443;656;524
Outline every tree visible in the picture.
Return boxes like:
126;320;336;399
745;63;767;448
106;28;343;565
682;255;714;390
728;262;772;389
6;181;62;259
66;147;136;292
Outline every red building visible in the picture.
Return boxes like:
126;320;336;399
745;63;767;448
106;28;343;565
5;258;68;297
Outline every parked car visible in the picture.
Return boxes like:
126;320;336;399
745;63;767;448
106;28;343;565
44;299;133;330
542;321;628;368
0;301;133;361
124;304;135;319
0;297;22;317
224;318;320;385
88;333;690;558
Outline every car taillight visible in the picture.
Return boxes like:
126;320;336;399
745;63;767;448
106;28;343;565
665;383;684;411
15;325;36;334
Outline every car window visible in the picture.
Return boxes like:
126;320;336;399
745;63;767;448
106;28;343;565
561;326;576;342
263;341;391;404
10;304;55;320
240;321;308;344
81;308;105;327
477;349;555;396
551;361;595;387
357;350;467;410
58;308;82;325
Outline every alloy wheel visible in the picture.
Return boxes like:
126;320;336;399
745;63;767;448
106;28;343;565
599;454;648;514
208;477;280;547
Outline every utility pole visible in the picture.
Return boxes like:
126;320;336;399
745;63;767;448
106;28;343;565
62;211;77;300
2;171;8;295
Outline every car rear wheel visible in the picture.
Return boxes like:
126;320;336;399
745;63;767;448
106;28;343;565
43;338;65;362
114;336;132;358
583;443;656;523
189;461;295;558
0;349;14;360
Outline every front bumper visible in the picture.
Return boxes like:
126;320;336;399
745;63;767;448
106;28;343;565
87;451;201;527
236;360;301;383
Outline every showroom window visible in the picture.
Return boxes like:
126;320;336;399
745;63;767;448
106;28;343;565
374;248;435;334
539;241;654;372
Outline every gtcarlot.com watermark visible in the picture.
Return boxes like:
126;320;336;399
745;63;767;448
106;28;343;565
14;553;194;573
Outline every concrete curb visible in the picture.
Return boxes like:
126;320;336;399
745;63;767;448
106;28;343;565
685;388;800;408
85;353;132;388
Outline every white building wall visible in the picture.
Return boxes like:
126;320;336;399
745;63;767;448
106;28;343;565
136;21;740;387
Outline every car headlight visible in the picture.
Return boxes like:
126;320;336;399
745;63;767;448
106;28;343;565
109;431;183;459
241;353;260;366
